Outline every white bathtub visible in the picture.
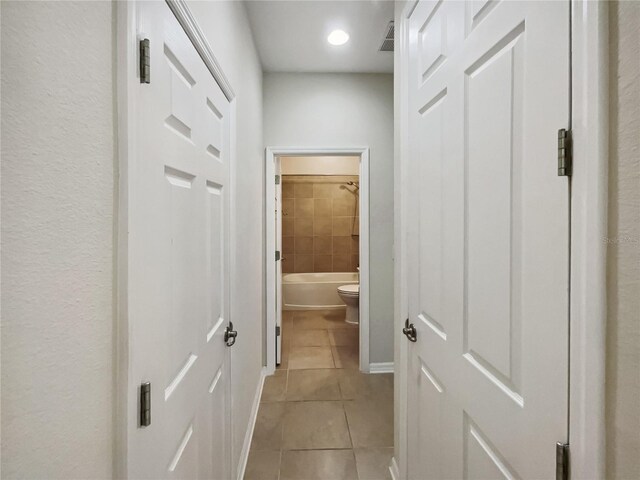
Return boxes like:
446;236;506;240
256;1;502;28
282;272;358;310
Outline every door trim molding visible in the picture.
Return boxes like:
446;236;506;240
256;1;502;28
265;147;371;374
394;1;609;478
569;1;609;477
236;367;267;480
165;0;235;101
393;1;412;478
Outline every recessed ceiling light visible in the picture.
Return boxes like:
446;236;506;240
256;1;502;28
327;30;349;46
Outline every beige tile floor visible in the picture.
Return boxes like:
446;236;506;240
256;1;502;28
244;309;394;480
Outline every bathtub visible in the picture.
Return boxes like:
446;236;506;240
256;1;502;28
282;272;358;310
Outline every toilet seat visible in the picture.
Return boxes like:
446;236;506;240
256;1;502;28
338;284;359;296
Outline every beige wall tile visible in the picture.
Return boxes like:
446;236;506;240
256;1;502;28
282;183;294;198
282;198;294;217
281;176;360;275
314;255;332;272
333;184;353;199
333;217;352;236
333;254;351;272
283;218;294;236
351;255;359;271
295;217;313;236
314;217;332;236
295;236;313;254
282;236;294;254
350;236;359;254
332;236;351;255
313;236;332;254
314;198;332;217
294;183;313;198
313;183;334;198
282;257;293;273
294;198;314;217
294;254;313;272
332;196;356;216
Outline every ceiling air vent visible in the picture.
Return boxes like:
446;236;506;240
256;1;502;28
379;21;394;52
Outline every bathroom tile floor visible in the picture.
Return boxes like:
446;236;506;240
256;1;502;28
244;309;394;480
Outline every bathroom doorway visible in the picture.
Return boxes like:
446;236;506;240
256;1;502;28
265;148;370;373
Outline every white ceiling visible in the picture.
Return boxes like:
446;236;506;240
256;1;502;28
244;1;394;73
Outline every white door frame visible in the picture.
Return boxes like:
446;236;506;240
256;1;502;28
115;1;237;477
392;0;609;478
265;147;371;374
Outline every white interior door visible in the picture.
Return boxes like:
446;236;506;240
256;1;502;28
405;1;570;478
128;1;232;478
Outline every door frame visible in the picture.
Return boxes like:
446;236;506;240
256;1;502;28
265;147;371;374
115;1;238;477
392;0;609;478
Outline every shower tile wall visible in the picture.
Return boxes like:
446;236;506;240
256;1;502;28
282;175;359;273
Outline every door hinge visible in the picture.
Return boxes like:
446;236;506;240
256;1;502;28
140;38;150;84
140;382;151;427
275;250;281;261
556;442;569;480
276;325;281;336
275;175;280;185
558;128;572;176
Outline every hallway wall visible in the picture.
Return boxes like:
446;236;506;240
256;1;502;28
264;73;394;364
606;1;640;478
1;2;115;477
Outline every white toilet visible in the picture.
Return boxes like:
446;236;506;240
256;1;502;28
337;284;359;324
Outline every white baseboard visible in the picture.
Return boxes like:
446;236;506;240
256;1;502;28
236;367;267;480
369;362;394;374
389;456;400;480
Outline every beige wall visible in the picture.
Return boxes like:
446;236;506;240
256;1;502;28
607;1;640;478
282;176;359;273
281;156;360;176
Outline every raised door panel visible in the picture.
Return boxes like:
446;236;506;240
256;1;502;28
463;25;524;404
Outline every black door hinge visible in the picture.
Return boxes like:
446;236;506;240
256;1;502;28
558;129;572;176
140;38;150;84
140;382;151;427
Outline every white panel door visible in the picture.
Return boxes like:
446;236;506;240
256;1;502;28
128;2;232;478
405;1;570;478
